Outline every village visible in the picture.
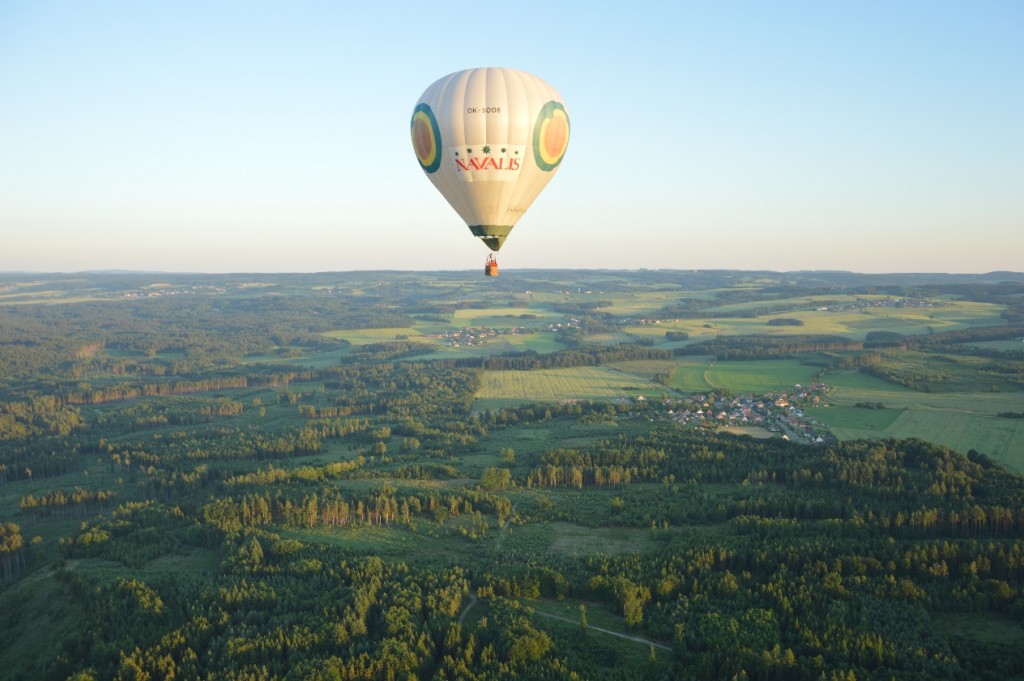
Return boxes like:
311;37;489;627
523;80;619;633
438;325;837;445
643;382;836;445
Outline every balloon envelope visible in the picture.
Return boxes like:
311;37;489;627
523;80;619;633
411;67;570;251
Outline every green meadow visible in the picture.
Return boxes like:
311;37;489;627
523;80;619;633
704;360;822;393
451;307;560;326
811;370;1024;470
320;327;429;344
625;299;1007;341
475;366;661;403
656;358;820;394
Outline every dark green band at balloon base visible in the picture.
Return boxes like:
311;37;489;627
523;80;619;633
469;225;514;251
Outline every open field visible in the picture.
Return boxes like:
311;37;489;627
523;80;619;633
483;418;623;457
320;327;430;344
281;521;486;568
655;357;821;394
498;521;661;558
811;369;1024;470
663;357;717;392
966;340;1024;351
704;360;822;393
625;299;1008;341
931;612;1024;647
547;522;661;556
720;424;775;438
822;370;1024;415
521;290;704;314
814;400;1024;467
523;597;671;650
451;307;560;327
411;333;568;362
604;359;679;379
242;348;351;368
475;366;662;403
470;356;825;397
498;334;565;353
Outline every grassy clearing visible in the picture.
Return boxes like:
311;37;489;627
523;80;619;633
620;324;691;342
824;370;915;392
593;292;687;315
280;521;484;568
720;425;775;439
500;512;666;558
845;303;1005;334
525;597;628;634
867;350;1023;392
523;291;689;316
707;294;873;313
523;597;673;665
0;569;85;679
884;411;1024;471
378;330;567;363
931;612;1024;646
811;369;1024;469
501;333;565;353
461;597;671;677
704;360;822;394
664;358;716;392
451;307;558;326
623;300;1007;341
547;522;660;557
475;367;660;402
525;596;672;653
626;312;864;340
242;348;350;369
0;296;107;306
605;359;679;379
585;332;634;345
651;358;820;395
483;419;622;459
0;460;130;536
965;340;1024;351
145;548;222;574
808;406;905;433
320;327;429;344
822;371;1024;416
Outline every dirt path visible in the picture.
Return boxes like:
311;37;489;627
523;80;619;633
457;594;478;625
529;609;672;651
703;361;717;389
490;503;517;558
457;596;671;651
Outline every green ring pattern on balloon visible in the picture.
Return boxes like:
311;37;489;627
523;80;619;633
411;103;442;173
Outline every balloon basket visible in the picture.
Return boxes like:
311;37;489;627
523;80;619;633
484;255;499;277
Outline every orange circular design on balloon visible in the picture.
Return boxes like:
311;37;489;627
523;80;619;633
533;101;569;170
411;104;442;172
543;112;569;160
413;116;434;164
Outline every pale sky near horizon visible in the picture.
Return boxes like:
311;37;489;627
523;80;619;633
1;1;1022;274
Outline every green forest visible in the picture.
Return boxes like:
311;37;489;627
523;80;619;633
2;269;1024;680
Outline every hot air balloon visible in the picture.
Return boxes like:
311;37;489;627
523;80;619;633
411;67;570;276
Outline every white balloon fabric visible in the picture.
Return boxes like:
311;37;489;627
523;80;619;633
411;67;570;252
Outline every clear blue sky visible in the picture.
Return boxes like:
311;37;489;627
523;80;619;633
1;1;1021;273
